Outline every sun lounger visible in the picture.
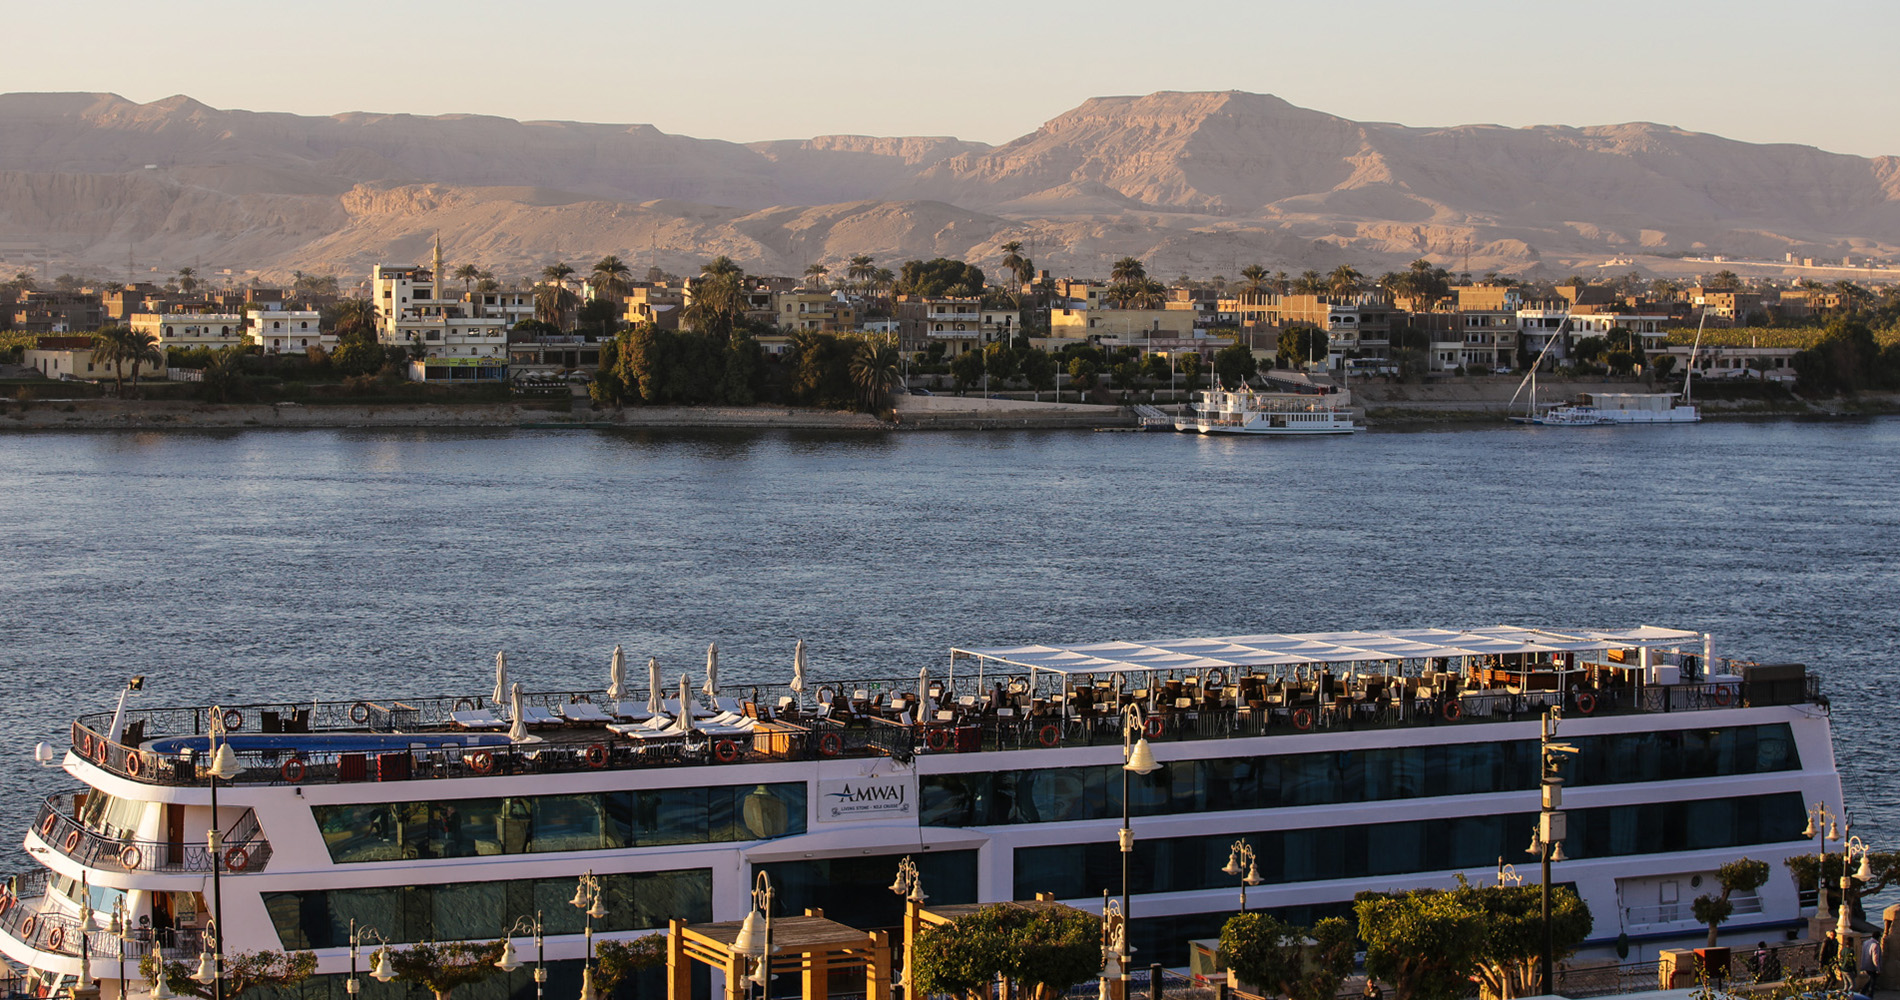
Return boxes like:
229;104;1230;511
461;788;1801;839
559;702;614;724
610;701;654;722
662;698;713;719
450;710;507;730
520;706;561;728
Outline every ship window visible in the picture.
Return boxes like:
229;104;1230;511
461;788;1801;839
758;850;978;933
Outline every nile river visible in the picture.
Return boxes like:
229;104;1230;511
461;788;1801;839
1;420;1896;863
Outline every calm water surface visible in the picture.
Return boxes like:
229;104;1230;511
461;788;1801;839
1;420;1896;866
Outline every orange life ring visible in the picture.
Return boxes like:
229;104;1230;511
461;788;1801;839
45;925;63;951
63;829;81;852
818;733;843;758
926;727;950;751
1292;708;1313;731
95;739;108;763
1143;716;1164;738
1037;724;1061;747
349;702;371;724
584;744;609;767
467;750;495;774
79;733;93;758
20;916;36;938
1574;692;1597;715
224;846;250;872
40;813;56;837
1443;700;1463;721
222;709;243;731
281;757;306;783
125;751;143;777
1713;685;1733;706
714;740;741;763
119;845;142;870
0;895;14;915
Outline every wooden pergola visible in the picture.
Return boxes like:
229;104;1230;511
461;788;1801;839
669;909;892;1000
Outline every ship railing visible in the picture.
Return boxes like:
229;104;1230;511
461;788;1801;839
0;872;199;960
1552;940;1823;997
30;796;273;875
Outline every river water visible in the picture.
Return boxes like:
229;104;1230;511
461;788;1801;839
1;420;1896;867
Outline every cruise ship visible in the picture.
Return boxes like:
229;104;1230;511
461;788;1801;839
0;627;1839;1000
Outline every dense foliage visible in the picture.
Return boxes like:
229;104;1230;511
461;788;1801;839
593;936;667;992
1356;879;1592;1000
896;259;985;298
1791;319;1900;394
385;940;506;1000
594;325;764;406
1218;914;1354;1000
1692;858;1770;945
910;904;1100;1000
140;950;318;1000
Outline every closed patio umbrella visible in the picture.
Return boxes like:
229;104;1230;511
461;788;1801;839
607;646;626;704
791;639;807;708
646;657;664;718
704;642;719;706
670;675;695;734
507;682;538;743
492;651;508;714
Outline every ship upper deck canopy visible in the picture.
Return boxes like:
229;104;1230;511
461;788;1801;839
952;626;1705;676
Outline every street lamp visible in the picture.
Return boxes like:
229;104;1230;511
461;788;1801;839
1837;833;1876;939
732;873;775;1000
204;707;242;1000
495;913;546;1000
344;920;395;998
1496;858;1523;888
1803;802;1845;918
571;871;608;1000
1525;707;1577;994
1118;704;1160;996
110;898;130;1000
1097;898;1126;1000
1221;842;1263;912
890;858;925;998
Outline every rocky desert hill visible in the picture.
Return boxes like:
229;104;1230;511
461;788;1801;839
1;89;1897;282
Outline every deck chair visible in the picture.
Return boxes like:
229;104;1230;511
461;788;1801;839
560;702;613;725
520;706;561;727
451;709;508;730
609;701;654;722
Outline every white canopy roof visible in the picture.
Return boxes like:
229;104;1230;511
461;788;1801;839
953;626;1702;676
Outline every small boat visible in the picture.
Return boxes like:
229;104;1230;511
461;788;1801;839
1173;387;1360;435
1511;314;1703;426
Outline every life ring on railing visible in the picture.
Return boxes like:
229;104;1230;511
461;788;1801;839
817;733;843;758
44;925;63;951
125;751;143;777
281;757;306;783
1574;692;1597;716
713;740;741;763
119;845;142;870
1206;669;1225;686
79;733;92;758
39;813;56;837
222;709;243;731
453;697;477;711
1443;700;1463;721
349;702;371;724
1713;686;1733;706
0;895;14;916
20;916;36;939
63;829;81;853
584;744;609;768
467;750;495;774
94;739;108;764
1143;716;1164;738
1292;708;1313;731
926;727;950;751
224;846;250;872
1037;724;1061;747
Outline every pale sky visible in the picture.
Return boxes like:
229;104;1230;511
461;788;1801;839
4;0;1897;157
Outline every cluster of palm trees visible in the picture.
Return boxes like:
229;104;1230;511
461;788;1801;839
1106;257;1168;309
89;326;164;395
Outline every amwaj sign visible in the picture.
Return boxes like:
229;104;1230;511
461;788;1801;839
817;775;915;822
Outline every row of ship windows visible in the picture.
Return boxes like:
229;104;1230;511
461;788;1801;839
1014;791;1804;900
921;724;1796;828
312;783;804;865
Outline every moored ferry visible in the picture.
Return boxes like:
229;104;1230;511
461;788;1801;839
1;627;1841;999
1174;388;1361;435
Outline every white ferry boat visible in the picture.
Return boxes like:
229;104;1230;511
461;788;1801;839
1520;392;1702;426
1;627;1840;1000
1174;388;1361;435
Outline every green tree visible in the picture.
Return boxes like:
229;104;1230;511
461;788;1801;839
1276;327;1327;369
589;256;632;303
897;259;985;298
847;254;877;293
911;904;1100;1000
1693;858;1771;947
385;941;506;1000
89;325;137;395
1178;351;1204;390
787;332;859;410
177;267;199;293
849;340;903;412
1461;881;1593;998
984;340;1020;384
592;937;666;993
1214;340;1258;387
124;329;164;394
951;349;986;394
1020;348;1056;395
1792;318;1885;394
451;263;482;301
199;348;247;403
538;263;577;327
1357;881;1591;1000
1143;353;1173;382
1708;270;1742;291
1328;264;1363;298
999;241;1033;289
576;299;619;338
684;267;747;339
804;262;829;288
1066;356;1098;392
1110;358;1141;390
140;950;317;1000
1239;264;1270;298
1111;257;1147;285
1219;914;1355;1000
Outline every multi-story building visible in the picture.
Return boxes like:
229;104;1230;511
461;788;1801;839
1516;308;1572;365
23;335;167;381
622;285;686;331
1691;288;1765;324
1047;307;1196;348
130;312;247;352
8;290;104;335
1657;344;1798;379
896;297;992;356
773;292;858;334
247;309;330;355
370;241;509;364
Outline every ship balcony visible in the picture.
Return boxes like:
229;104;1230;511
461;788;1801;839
28;794;272;876
66;665;1823;790
0;870;209;972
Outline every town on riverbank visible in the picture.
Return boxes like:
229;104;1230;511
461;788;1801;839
5;248;1900;431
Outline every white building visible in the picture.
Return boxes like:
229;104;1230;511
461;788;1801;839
129;313;246;352
247;309;331;354
370;240;509;364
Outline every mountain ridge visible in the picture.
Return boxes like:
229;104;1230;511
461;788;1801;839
1;89;1895;281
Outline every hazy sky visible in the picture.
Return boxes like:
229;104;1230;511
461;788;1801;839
5;0;1897;157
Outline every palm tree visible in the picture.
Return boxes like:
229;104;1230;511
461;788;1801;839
452;264;482;300
176;267;198;293
90;326;136;396
700;256;742;279
873;268;895;296
1294;270;1325;295
848;340;903;413
329;299;380;342
1328;264;1363;298
1240;264;1270;298
1111;257;1146;285
684;270;746;339
999;242;1031;290
803;263;829;289
846;255;876;293
590;256;633;300
125;330;163;395
541;262;575;286
1271;271;1290;295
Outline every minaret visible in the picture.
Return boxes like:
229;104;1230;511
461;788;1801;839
430;234;444;302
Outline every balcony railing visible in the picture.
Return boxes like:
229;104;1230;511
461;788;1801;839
30;796;271;875
62;672;1821;790
0;875;208;960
